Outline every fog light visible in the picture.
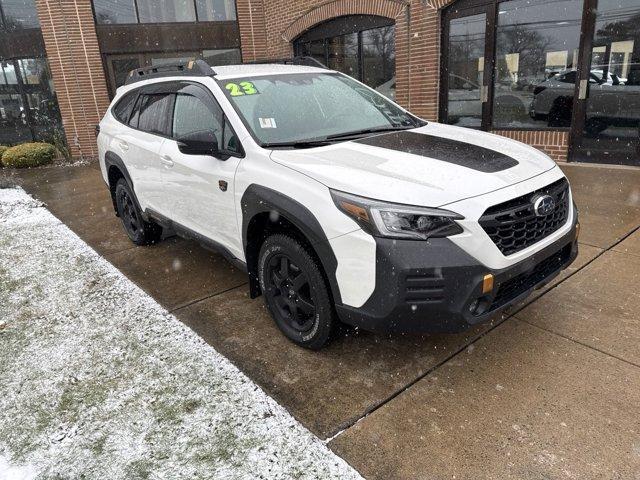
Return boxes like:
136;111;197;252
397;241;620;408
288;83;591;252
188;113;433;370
468;299;480;314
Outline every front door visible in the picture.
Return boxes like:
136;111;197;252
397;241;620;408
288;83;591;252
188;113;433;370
570;0;640;166
440;3;496;129
160;82;243;258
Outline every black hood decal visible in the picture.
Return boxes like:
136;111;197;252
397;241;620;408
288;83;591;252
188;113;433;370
354;131;519;173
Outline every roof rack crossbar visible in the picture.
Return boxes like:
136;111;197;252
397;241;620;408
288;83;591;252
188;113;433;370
245;56;328;69
124;59;216;85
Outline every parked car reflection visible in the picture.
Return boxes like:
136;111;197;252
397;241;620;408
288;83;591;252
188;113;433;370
530;67;640;135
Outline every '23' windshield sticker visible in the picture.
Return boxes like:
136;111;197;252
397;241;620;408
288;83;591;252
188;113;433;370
225;81;259;97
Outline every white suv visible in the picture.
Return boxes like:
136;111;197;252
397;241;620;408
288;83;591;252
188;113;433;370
98;59;579;349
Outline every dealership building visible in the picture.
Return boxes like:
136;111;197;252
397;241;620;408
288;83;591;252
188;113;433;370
1;0;638;166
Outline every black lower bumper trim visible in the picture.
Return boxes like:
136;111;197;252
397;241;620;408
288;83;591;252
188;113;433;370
336;217;579;334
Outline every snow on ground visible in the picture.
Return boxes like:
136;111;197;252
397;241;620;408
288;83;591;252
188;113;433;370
0;187;362;480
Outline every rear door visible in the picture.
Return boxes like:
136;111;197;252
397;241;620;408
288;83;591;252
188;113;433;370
121;86;175;215
159;82;244;256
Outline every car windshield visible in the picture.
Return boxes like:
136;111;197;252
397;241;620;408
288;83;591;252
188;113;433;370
217;72;422;147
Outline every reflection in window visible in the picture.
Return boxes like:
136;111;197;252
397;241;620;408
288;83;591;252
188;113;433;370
1;62;18;85
1;0;40;28
328;33;359;78
136;0;196;23
362;26;396;97
196;0;236;21
92;0;137;24
295;21;396;99
0;57;64;145
493;0;582;129
446;13;486;127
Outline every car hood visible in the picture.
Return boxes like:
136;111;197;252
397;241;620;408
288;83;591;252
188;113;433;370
270;122;558;207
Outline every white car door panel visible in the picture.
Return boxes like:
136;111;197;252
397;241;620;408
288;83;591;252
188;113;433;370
160;83;244;258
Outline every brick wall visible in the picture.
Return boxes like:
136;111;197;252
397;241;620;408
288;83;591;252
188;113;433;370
236;0;570;162
35;0;110;159
492;130;569;162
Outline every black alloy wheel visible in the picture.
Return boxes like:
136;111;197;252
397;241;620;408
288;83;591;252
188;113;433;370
267;254;316;333
115;178;162;246
259;234;336;349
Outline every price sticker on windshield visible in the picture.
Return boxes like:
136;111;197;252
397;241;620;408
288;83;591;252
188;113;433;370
225;81;259;97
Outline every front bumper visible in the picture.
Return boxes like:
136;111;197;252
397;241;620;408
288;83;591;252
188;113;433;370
335;216;579;334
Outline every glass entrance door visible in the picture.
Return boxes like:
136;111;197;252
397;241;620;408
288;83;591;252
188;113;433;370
441;4;495;128
571;0;640;166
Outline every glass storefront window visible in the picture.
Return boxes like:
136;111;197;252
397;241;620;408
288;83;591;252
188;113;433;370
294;18;396;99
0;0;40;29
493;0;582;129
446;13;486;127
196;0;236;21
1;62;18;85
0;57;63;145
362;25;395;98
92;0;137;24
136;0;196;23
93;0;237;23
328;33;359;79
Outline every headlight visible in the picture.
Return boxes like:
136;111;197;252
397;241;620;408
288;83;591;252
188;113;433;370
331;190;464;240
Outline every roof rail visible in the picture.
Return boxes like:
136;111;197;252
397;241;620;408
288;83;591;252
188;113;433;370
124;59;216;85
245;56;328;69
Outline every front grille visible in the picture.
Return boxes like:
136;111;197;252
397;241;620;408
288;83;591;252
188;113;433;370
479;178;570;256
490;244;572;311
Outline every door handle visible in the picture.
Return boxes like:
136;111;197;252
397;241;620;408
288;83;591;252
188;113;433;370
160;155;174;168
118;141;129;151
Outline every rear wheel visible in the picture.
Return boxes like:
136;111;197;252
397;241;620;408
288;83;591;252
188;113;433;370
258;234;336;349
115;178;162;246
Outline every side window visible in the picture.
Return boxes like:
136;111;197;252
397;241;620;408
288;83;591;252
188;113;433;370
112;90;138;123
137;93;174;136
173;93;223;148
223;118;241;154
128;94;143;128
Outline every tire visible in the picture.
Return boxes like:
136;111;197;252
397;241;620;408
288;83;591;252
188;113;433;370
115;178;162;246
547;96;572;127
258;234;336;349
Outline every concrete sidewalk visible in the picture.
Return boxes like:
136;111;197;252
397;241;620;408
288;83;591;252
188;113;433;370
6;161;640;478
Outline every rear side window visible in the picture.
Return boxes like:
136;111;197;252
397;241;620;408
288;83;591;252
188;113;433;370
112;90;138;123
137;93;174;136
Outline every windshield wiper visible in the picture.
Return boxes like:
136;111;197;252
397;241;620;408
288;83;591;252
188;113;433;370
325;125;414;140
261;139;333;149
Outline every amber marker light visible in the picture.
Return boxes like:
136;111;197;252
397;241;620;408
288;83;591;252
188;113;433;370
339;201;369;223
575;222;581;239
482;274;494;294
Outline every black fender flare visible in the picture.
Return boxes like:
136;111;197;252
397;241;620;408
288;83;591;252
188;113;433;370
241;184;341;305
104;151;143;217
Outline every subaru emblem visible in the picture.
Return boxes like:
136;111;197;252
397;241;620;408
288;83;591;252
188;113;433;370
533;194;555;217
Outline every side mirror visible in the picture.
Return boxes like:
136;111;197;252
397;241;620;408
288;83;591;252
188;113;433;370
176;130;219;156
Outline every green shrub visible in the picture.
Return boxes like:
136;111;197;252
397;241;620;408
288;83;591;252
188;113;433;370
0;145;8;166
1;142;57;168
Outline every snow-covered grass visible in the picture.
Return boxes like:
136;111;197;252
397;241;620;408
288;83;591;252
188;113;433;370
0;187;362;480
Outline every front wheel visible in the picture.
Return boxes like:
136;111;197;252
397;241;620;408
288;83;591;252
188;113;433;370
258;234;336;349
